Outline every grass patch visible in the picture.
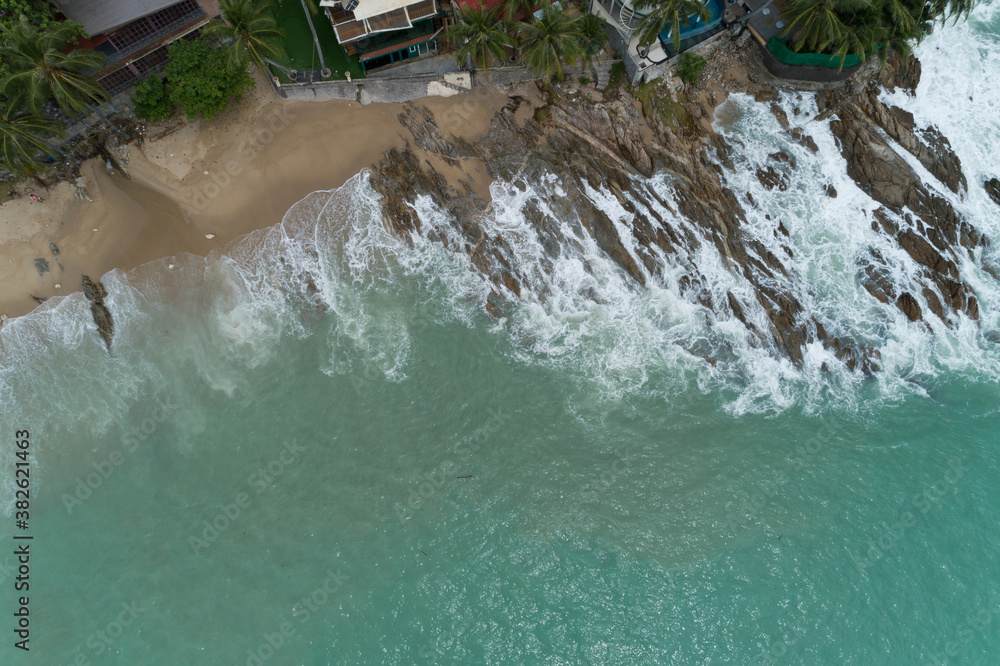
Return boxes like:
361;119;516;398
629;80;692;132
606;61;626;89
268;0;365;80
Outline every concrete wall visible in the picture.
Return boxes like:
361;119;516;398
272;72;471;103
472;60;620;88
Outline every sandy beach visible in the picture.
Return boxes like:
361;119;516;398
0;76;510;321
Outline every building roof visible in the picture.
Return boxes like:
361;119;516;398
320;0;421;21
52;0;184;36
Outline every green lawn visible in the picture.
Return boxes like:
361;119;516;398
268;0;365;81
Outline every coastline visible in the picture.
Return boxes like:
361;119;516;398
0;75;510;321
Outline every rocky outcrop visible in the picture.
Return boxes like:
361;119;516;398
367;51;989;374
823;58;986;326
82;275;114;352
986;177;1000;206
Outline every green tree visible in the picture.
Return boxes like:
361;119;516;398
163;38;255;121
781;0;866;57
780;0;979;67
677;51;707;84
0;95;63;184
519;0;582;81
0;16;107;114
505;0;537;22
633;0;711;52
576;12;609;73
445;4;514;70
203;0;285;72
132;76;173;123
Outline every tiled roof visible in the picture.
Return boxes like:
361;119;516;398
51;0;182;35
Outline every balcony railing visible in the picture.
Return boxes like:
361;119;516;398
328;0;437;43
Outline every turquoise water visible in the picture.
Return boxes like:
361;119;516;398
3;3;1000;664
659;0;724;43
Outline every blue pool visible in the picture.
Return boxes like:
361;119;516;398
658;0;725;45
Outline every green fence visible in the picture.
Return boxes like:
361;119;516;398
766;37;864;69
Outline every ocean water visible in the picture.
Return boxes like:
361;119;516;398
3;4;1000;664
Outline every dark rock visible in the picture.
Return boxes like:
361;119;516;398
34;258;50;275
769;103;789;130
82;275;114;352
756;165;789;191
896;292;922;322
985;178;1000;206
824;184;837;198
49;241;60;256
790;127;819;153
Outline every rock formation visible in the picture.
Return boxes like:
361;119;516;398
366;47;991;374
82;275;114;352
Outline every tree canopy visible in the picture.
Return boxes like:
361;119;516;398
203;0;285;72
444;4;515;70
0;15;107;114
781;0;978;65
162;38;255;121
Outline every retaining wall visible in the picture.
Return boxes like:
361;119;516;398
271;71;472;103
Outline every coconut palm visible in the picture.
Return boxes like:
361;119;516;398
779;0;971;67
576;12;609;73
780;0;859;55
633;0;712;52
0;16;107;114
203;0;285;71
0;96;64;184
505;0;538;21
445;4;515;70
518;0;583;80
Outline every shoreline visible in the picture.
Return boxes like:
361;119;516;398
0;75;511;322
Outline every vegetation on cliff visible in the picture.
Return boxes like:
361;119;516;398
445;0;608;80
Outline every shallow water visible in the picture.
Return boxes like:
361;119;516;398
3;3;1000;664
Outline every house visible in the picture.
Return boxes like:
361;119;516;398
321;0;443;71
589;0;730;83
52;0;211;94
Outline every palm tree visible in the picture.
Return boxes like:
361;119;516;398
633;0;712;52
505;0;538;21
445;4;515;71
576;12;609;74
780;0;860;55
0;97;64;185
518;0;583;80
203;0;285;72
0;16;107;114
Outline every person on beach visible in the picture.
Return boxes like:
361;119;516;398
29;194;42;202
